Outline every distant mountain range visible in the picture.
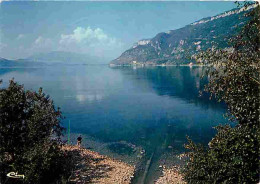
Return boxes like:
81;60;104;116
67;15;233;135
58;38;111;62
111;6;254;65
27;51;104;64
0;51;105;67
0;57;46;67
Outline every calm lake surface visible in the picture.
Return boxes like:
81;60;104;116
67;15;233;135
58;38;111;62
0;64;229;182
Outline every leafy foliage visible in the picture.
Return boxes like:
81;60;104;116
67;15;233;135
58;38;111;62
183;2;260;184
0;80;73;183
199;3;259;126
184;125;259;184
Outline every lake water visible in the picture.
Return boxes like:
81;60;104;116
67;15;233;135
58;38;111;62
0;64;229;183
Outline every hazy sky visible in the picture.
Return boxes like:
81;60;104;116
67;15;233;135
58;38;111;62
0;1;237;61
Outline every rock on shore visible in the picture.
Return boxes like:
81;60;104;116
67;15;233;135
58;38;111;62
62;145;135;184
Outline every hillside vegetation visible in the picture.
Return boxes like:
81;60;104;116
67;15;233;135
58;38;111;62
111;5;254;65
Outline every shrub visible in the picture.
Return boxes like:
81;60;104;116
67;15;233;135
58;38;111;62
183;2;259;184
0;80;73;183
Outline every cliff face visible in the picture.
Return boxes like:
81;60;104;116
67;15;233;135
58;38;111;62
111;6;253;65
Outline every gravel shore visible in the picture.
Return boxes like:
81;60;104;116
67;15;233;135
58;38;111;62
63;145;135;184
155;167;186;184
155;152;188;184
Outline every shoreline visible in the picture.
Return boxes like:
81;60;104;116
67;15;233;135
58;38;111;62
63;133;188;183
65;133;144;166
62;145;135;184
109;63;210;67
63;133;187;183
62;144;186;184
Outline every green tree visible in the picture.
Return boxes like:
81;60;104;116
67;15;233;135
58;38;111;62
183;2;259;184
0;80;73;183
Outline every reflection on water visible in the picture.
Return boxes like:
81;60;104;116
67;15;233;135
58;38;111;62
0;65;228;153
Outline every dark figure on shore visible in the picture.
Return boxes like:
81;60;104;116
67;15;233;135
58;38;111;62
77;135;82;147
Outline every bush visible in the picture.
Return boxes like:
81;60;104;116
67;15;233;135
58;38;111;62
184;125;259;183
0;80;73;183
183;2;259;184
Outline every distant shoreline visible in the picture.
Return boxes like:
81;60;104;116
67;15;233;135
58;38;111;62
109;63;209;67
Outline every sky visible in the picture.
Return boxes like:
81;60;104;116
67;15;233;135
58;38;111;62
0;1;237;62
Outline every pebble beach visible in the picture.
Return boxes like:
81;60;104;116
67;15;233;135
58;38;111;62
63;145;135;184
